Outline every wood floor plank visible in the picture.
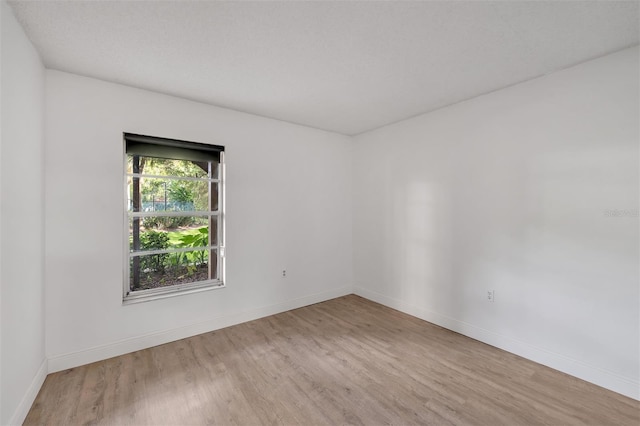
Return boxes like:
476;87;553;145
24;295;639;425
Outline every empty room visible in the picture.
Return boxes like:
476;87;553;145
1;0;638;425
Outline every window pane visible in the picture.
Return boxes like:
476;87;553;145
129;220;215;252
210;162;220;180
126;155;212;179
129;249;212;291
211;182;219;211
210;249;218;280
127;177;211;212
210;216;218;246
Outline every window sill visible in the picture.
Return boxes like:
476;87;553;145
123;280;225;305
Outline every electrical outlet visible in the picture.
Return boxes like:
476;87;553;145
282;269;287;278
487;290;495;302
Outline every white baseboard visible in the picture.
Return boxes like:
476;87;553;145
354;286;640;401
48;286;352;373
8;358;47;426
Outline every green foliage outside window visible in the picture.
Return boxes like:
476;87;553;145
127;146;220;292
139;230;170;273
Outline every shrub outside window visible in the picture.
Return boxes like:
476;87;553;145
124;133;225;303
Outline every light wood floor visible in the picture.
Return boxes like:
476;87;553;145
26;295;638;425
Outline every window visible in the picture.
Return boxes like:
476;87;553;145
124;133;225;303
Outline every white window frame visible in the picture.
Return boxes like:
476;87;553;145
123;134;225;304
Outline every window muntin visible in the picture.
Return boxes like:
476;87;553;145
124;133;224;302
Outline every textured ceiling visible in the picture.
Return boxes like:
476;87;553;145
8;0;640;135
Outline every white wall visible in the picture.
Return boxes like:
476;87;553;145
44;70;353;370
0;1;47;424
353;46;639;399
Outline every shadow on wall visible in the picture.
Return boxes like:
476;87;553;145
390;181;453;310
384;144;638;378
